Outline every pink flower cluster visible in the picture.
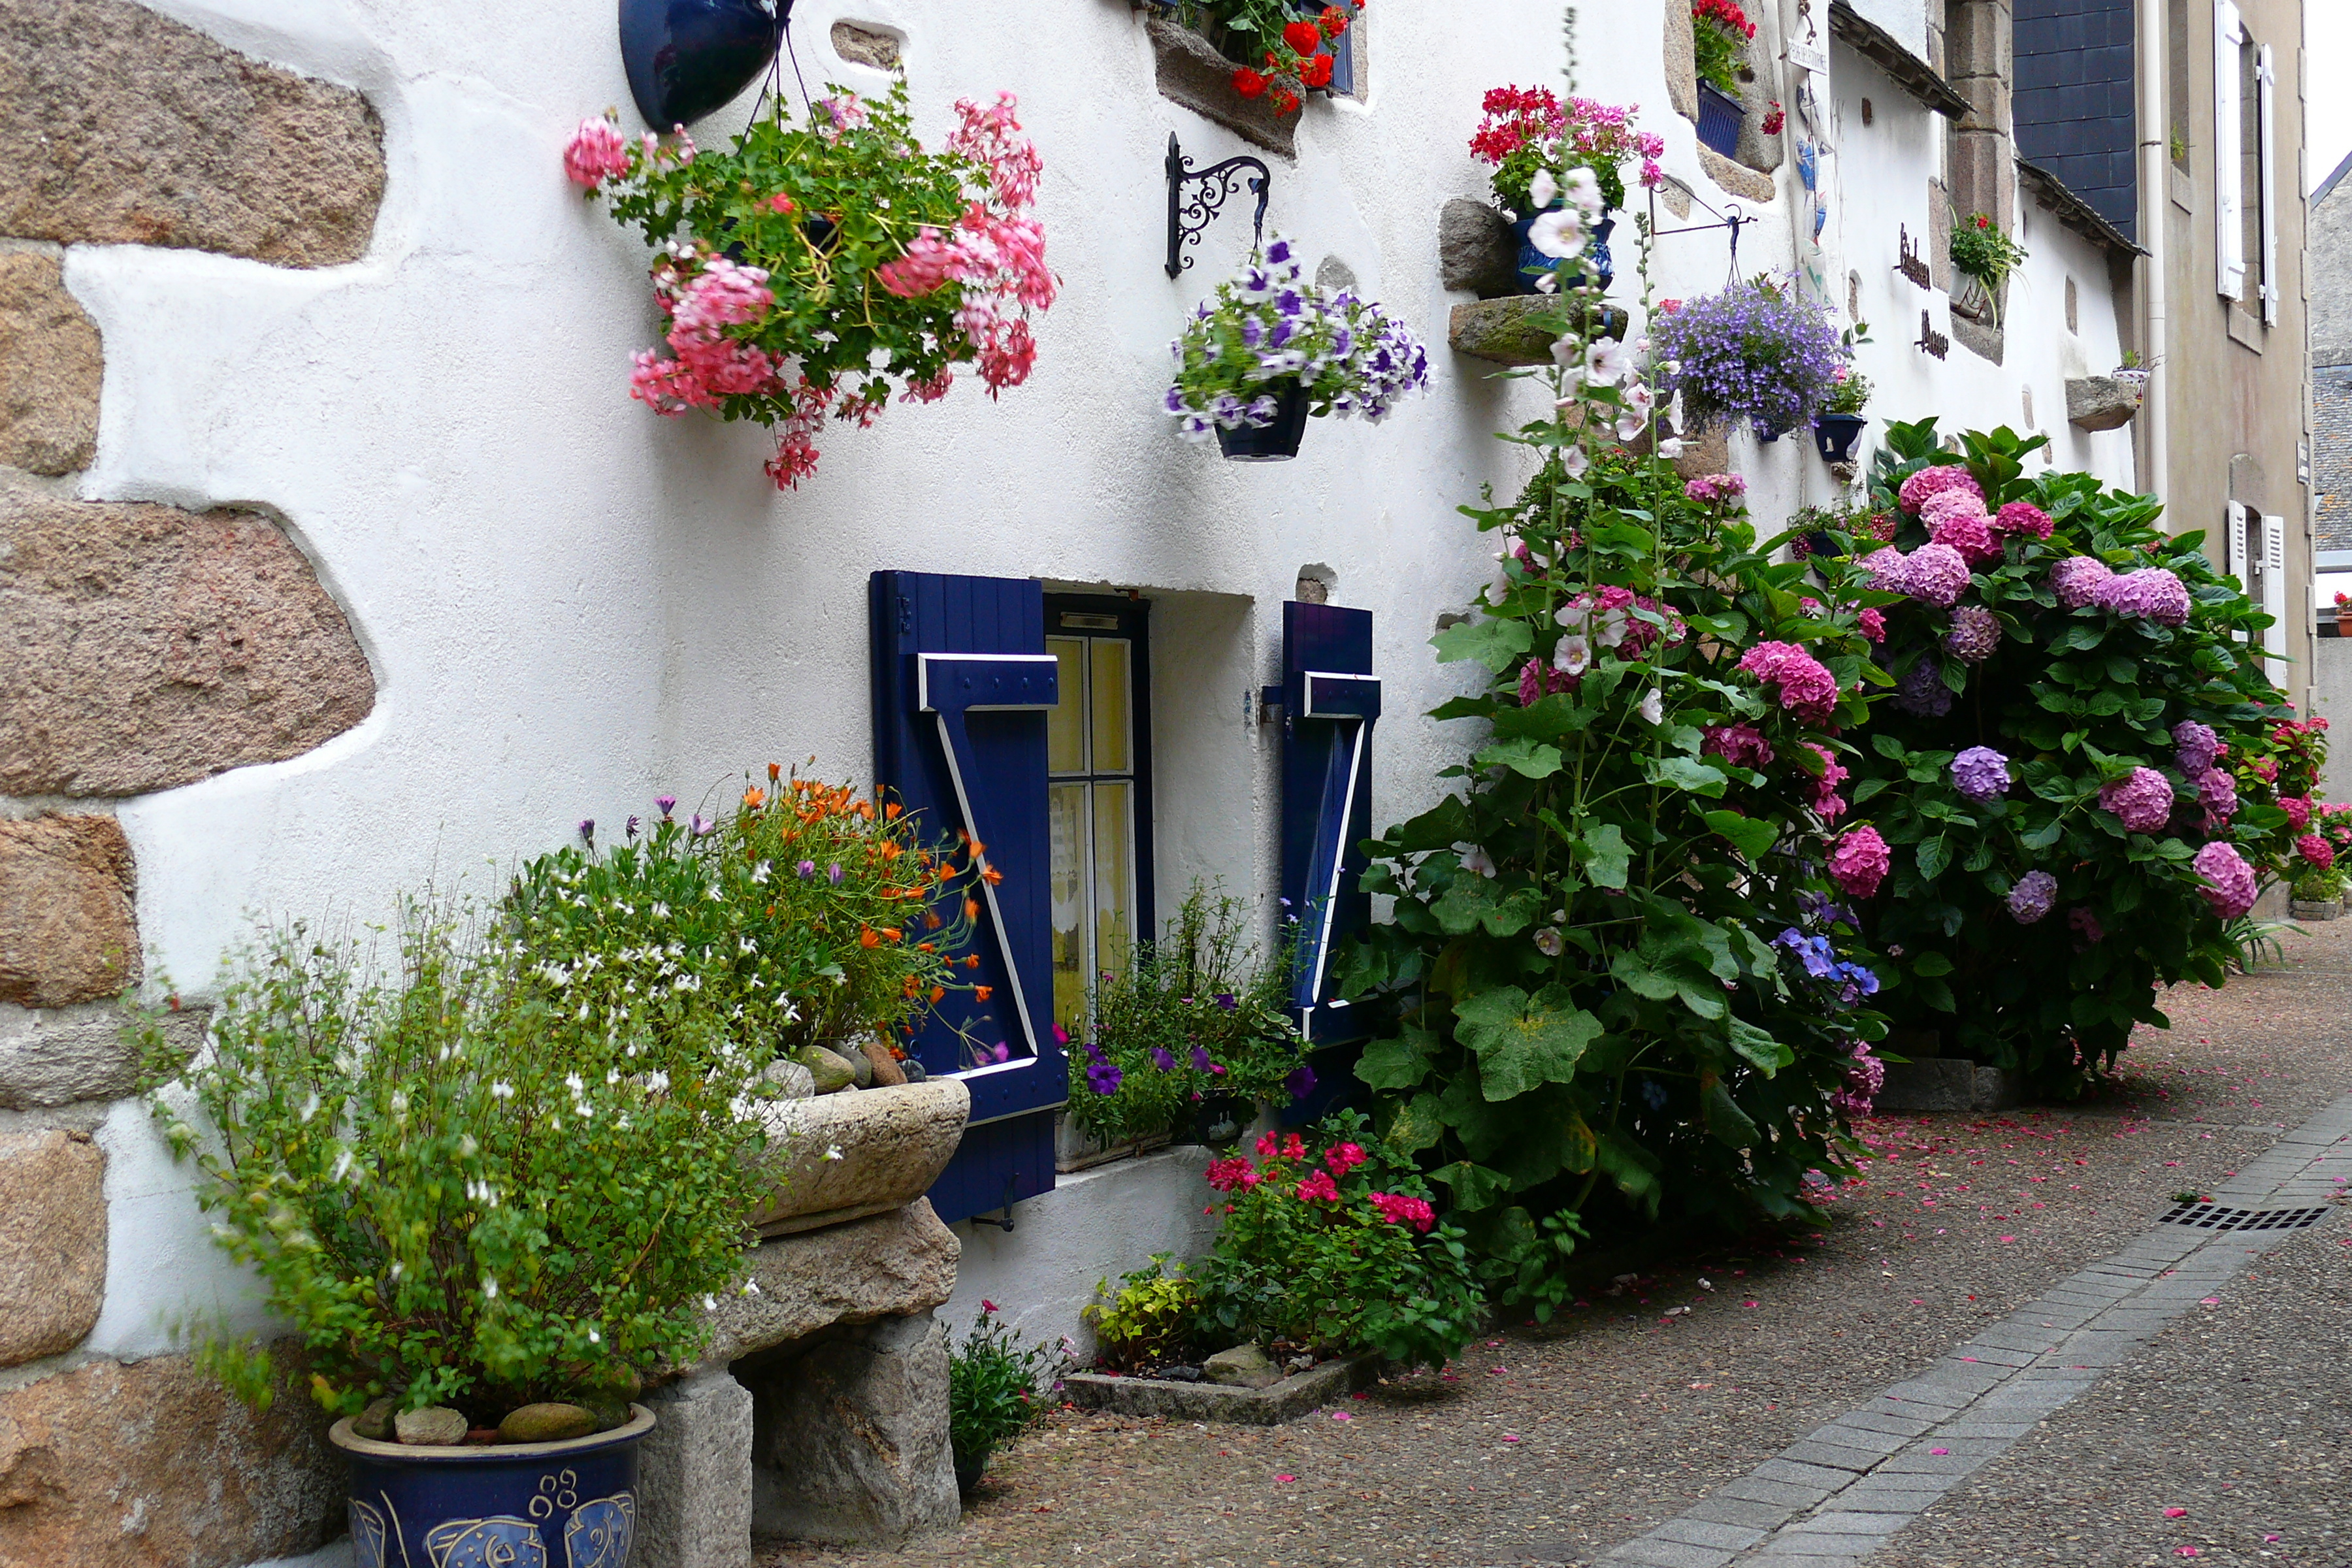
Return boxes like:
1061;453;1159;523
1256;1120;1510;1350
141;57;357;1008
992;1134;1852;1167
1861;544;1970;608
563;116;629;188
2046;557;2191;625
2097;766;2176;833
1518;657;1578;707
1296;1169;1341;1203
1857;607;1887;643
2193;840;2259;919
1558;585;1688;659
630;253;790;416
1922;489;2001;566
1684;472;1747;504
2298;833;2336;872
1703;723;1775;770
1830;1041;1885;1119
1993;501;2053;540
1324;1141;1368;1175
2280;796;2314;830
1803;741;1849;821
1831;825;1891;898
1370;1192;1437;1232
1897;463;1982;515
1736;641;1840;723
1205;1156;1263;1192
2050;555;2114;608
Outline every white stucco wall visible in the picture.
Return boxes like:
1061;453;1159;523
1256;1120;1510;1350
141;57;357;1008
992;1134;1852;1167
57;0;2131;1422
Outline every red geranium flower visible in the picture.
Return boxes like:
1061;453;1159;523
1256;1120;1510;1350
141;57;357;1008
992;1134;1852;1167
1232;67;1270;99
1282;19;1323;54
1271;86;1301;114
1319;5;1350;37
1300;51;1334;89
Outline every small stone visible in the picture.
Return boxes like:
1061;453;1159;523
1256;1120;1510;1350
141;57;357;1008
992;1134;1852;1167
796;1045;859;1094
840;1040;875;1090
0;815;139;1009
1284;1354;1315;1375
0;1128;105;1367
497;1403;596;1444
853;1034;906;1088
393;1405;468;1447
1202;1343;1281;1390
578;1397;632;1433
763;1058;816;1099
1160;1365;1203;1383
0;252;100;476
829;20;899;70
350;1395;396;1441
1438;198;1518;297
2066;374;2144;431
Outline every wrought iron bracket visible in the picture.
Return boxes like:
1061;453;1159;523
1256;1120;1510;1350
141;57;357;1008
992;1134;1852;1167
1166;133;1271;279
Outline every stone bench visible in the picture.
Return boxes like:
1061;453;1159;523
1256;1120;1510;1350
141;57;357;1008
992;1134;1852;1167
636;1079;970;1567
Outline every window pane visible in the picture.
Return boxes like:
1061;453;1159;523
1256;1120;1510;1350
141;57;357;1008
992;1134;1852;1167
1047;637;1086;776
1090;638;1133;776
1049;783;1090;1031
1092;780;1135;983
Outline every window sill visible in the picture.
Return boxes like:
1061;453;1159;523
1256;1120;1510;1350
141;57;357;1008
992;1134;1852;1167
2229;305;2266;353
2170;163;2195;213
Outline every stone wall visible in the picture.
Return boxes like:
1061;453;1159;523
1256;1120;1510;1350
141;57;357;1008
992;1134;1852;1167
0;1;386;1562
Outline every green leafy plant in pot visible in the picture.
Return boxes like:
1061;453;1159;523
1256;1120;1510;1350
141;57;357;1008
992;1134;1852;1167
139;908;779;1560
947;1303;1056;1494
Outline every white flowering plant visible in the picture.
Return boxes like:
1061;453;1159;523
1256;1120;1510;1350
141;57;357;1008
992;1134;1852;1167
137;909;777;1431
1164;237;1428;439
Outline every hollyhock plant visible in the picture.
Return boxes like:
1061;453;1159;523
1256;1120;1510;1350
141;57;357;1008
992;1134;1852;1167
570;84;1054;489
1827;418;2303;1093
1166;238;1428;442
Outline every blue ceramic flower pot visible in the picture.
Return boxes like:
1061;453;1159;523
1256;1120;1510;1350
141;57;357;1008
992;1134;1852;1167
1813;413;1868;464
1696;81;1744;157
1507;210;1616;296
618;0;787;131
335;1405;653;1568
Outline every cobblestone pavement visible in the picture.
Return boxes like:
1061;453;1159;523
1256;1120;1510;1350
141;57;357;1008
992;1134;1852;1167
765;921;2352;1568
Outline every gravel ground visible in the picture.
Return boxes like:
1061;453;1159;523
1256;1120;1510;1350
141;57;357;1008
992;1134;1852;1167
764;922;2352;1568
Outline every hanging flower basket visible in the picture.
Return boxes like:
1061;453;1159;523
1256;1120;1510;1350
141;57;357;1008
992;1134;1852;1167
1164;237;1429;463
563;82;1056;490
1651;278;1848;441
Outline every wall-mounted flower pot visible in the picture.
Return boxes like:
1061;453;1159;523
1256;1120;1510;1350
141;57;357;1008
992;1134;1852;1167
1507;210;1616;296
1805;531;1846;561
1184;1090;1250;1142
335;1406;654;1568
1216;384;1311;462
1696;82;1744;158
618;0;788;131
1814;413;1867;464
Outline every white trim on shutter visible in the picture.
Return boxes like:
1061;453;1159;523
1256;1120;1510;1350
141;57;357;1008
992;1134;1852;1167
2257;42;2278;325
2225;500;2251;643
2262;514;2287;661
2215;0;2245;301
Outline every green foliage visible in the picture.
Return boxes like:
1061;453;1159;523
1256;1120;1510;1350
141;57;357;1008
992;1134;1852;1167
1691;1;1754;95
2290;867;2344;902
1081;1256;1201;1371
138;910;776;1425
505;774;981;1066
1822;367;1871;417
948;1305;1054;1476
1829;421;2301;1090
1190;1113;1486;1369
1066;885;1309;1144
1949;213;2028;319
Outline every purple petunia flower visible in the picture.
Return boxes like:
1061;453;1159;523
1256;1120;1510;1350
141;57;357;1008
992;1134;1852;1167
1086;1061;1124;1096
1151;1047;1177;1072
1951;746;2012;802
1191;1044;1215;1073
2005;870;2058;924
1285;1064;1318;1102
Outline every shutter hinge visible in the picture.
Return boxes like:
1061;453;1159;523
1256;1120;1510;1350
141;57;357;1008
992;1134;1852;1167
1258;685;1284;725
896;595;913;635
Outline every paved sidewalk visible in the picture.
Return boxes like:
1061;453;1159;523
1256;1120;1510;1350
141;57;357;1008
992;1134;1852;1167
768;923;2352;1568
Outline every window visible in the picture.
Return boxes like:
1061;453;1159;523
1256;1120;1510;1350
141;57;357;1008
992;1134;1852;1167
2240;33;2264;310
2214;0;2245;299
1045;596;1153;1034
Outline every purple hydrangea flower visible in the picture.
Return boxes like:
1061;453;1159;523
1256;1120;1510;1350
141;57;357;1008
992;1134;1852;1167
1901;543;1971;608
1952;746;2012;802
1860;546;1908;593
2196;768;2237;818
2050;555;2115;609
1895;655;1954;717
2172;720;2221;776
2006;870;2058;924
2193;840;2259;919
2097;767;2176;833
1943;604;2001;664
2098;566;2191;626
2069;907;2106;944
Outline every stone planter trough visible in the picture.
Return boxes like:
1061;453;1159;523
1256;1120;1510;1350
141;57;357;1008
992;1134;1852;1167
2291;900;2342;922
1060;1353;1381;1425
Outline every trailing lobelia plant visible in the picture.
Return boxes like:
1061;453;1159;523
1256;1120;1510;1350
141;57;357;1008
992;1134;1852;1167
564;83;1054;489
1651;275;1850;440
1334;153;1891;1301
1163;237;1428;444
1818;419;2301;1091
138;909;777;1430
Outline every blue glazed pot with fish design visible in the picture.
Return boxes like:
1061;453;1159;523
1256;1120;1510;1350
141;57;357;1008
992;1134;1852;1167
333;1405;652;1568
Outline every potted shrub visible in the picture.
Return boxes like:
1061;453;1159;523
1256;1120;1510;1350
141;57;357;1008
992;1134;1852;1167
1468;86;1665;295
947;1303;1056;1494
1067;885;1314;1154
137;911;779;1567
1650;277;1849;442
1813;367;1870;463
1168;0;1361;114
2111;349;2149;401
1691;0;1756;157
2291;867;2345;921
2335;590;2352;634
563;82;1055;489
1164;237;1429;461
1948;212;2027;325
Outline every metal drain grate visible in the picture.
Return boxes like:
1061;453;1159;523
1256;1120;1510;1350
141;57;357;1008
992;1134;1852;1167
2159;1202;2331;1233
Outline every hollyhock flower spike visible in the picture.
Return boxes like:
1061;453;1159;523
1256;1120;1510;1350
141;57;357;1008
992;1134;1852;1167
2098;767;2176;833
1830;825;1892;898
2194;841;2259;919
2006;869;2058;924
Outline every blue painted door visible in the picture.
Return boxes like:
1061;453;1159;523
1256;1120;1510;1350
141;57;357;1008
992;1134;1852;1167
1275;601;1379;1122
870;572;1064;1224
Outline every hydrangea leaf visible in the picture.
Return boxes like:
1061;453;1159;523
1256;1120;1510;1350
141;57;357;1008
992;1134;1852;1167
1703;809;1779;861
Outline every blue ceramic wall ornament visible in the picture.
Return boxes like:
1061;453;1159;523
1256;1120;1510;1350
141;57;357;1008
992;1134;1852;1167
618;0;790;131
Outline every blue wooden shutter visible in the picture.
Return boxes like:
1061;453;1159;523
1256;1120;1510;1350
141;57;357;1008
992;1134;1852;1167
1275;601;1379;1121
1298;0;1357;96
870;571;1064;1224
